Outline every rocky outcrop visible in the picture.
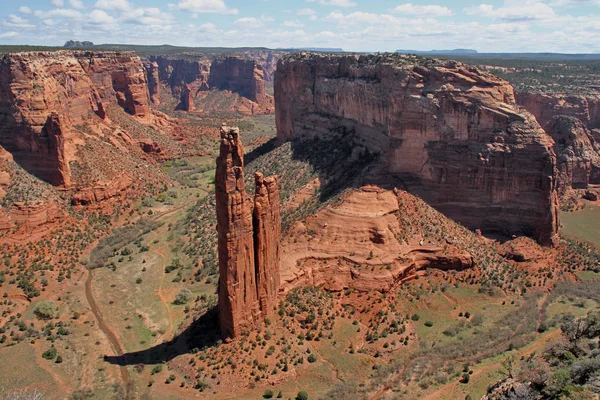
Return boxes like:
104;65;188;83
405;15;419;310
253;172;281;319
0;200;60;231
275;53;560;246
71;174;133;206
216;126;281;338
280;187;474;293
0;50;151;187
209;57;267;104
516;92;600;131
144;61;160;105
546;116;600;196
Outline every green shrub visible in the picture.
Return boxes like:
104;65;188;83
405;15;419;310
296;391;309;400
42;346;57;360
34;301;58;320
263;389;274;398
174;288;192;305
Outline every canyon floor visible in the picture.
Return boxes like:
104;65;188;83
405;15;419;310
0;54;599;400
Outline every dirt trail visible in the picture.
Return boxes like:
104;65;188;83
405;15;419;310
85;268;134;399
149;230;175;341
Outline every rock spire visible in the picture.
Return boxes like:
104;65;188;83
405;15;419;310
216;126;281;338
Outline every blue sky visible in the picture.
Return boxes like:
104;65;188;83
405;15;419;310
0;0;599;52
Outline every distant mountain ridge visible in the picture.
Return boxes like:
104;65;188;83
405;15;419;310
396;49;478;55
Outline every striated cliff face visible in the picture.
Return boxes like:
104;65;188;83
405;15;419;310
0;50;151;187
149;55;210;97
275;53;559;246
516;92;600;131
546;116;600;195
209;56;267;104
216;126;281;338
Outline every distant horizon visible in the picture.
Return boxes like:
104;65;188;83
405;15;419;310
1;1;600;53
3;42;600;56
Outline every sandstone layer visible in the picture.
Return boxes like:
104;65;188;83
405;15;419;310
216;126;281;338
149;55;211;97
275;53;560;246
280;186;474;293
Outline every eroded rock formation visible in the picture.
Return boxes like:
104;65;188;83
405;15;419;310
177;84;195;112
144;61;160;105
546;116;600;196
0;50;151;187
275;53;560;246
216;126;281;338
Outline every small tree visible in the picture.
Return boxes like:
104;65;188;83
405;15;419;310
263;389;274;398
174;287;192;305
34;301;58;320
296;390;309;400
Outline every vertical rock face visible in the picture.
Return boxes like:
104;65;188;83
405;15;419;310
178;84;195;111
516;92;600;131
208;57;267;104
253;172;281;318
546;116;600;195
0;51;150;186
275;53;560;246
216;126;281;338
216;126;258;338
149;55;211;96
144;61;160;105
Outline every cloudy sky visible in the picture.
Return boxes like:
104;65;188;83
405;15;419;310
0;0;599;53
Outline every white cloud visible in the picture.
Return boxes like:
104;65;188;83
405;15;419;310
34;8;84;20
283;20;304;27
169;0;238;14
120;8;175;26
52;0;65;7
233;17;264;29
89;9;115;24
392;3;453;17
3;14;37;30
18;6;33;14
307;0;357;7
261;14;275;22
297;8;316;15
94;0;131;11
70;0;85;9
464;1;555;22
0;31;18;39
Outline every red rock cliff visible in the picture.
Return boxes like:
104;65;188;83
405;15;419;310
216;126;281;338
275;53;559;246
516;92;600;131
0;50;150;187
149;55;211;97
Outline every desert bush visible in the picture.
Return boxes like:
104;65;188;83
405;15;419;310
34;301;58;320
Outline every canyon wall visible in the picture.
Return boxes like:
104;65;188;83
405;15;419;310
0;50;150;187
216;126;281;338
516;92;600;131
275;53;560;246
148;55;210;97
208;56;267;104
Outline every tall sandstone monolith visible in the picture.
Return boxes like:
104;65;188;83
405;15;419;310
216;126;281;338
253;172;281;319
